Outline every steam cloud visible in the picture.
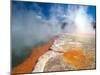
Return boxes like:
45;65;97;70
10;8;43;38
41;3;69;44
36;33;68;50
12;2;95;56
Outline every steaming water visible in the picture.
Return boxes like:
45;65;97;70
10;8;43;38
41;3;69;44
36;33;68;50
12;2;95;67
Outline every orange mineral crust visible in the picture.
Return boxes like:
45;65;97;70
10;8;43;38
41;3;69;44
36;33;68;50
63;48;86;69
12;39;54;74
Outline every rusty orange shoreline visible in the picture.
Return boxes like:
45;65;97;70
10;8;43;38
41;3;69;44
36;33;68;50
12;33;95;74
12;39;54;74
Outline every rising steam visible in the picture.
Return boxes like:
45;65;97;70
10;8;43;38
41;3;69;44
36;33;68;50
12;2;95;56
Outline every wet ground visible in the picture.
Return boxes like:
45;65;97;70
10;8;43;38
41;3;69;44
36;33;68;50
33;33;96;72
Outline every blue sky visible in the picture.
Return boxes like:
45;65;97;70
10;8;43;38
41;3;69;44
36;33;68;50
11;1;96;56
12;1;96;21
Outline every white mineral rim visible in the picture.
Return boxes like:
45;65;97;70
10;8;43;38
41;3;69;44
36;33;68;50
33;51;62;72
32;33;95;72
